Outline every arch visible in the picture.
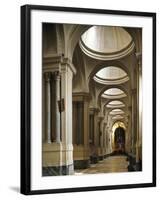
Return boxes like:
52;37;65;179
72;45;87;92
111;121;126;153
112;121;126;131
56;24;65;55
67;25;91;60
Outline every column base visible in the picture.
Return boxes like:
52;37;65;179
90;155;99;164
99;155;104;160
42;164;74;176
135;160;142;171
127;154;141;172
74;159;90;169
103;154;111;159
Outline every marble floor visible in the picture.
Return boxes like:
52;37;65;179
75;155;129;175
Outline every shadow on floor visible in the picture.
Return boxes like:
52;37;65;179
9;186;20;193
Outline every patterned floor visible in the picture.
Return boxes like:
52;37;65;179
75;155;129;175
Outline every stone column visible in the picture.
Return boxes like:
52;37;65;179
93;108;99;156
125;115;130;153
72;93;90;169
89;107;99;163
60;58;76;174
127;107;132;153
103;123;107;157
44;72;51;143
135;53;142;170
83;95;90;166
131;89;137;155
98;115;104;160
54;71;61;143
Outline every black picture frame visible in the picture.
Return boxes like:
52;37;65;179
21;4;156;195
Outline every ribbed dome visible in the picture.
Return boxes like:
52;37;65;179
81;26;132;54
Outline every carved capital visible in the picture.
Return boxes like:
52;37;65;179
44;72;51;82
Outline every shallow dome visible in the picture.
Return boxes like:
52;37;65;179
112;115;124;120
110;109;125;115
81;26;132;54
96;66;127;80
93;66;129;85
108;100;124;105
104;88;124;96
107;100;125;108
102;88;127;99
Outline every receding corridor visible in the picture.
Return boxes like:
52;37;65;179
42;23;142;176
75;155;128;174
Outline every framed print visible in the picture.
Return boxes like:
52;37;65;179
20;4;156;195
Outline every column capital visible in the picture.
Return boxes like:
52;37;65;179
128;106;132;111
51;71;61;80
44;72;51;82
136;52;142;64
89;107;100;114
98;115;104;121
73;92;91;102
130;88;137;95
61;57;77;75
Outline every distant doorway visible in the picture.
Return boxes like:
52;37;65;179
114;127;125;154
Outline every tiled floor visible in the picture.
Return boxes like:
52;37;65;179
75;155;129;175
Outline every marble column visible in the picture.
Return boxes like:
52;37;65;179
44;72;51;143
